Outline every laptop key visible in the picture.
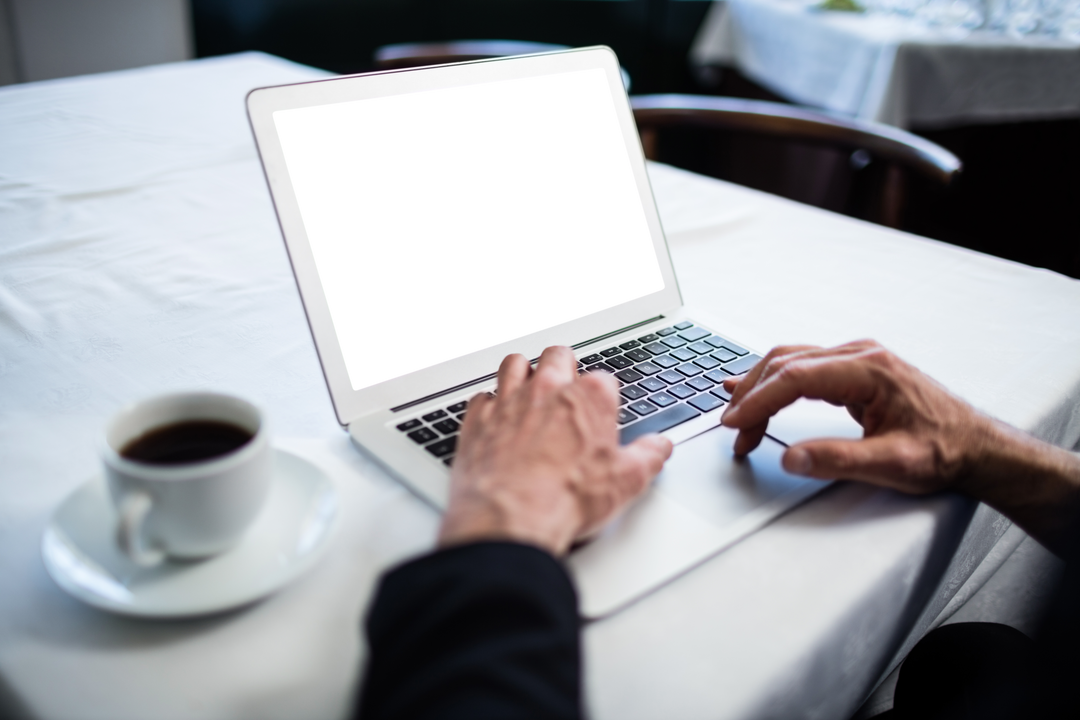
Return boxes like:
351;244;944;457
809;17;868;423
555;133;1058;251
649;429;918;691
661;336;687;348
606;355;634;370
668;384;696;399
652;355;679;369
600;347;623;357
676;363;703;377
689;394;724;413
447;401;469;413
720;341;749;356
619;403;700;444
580;353;603;365
688;341;713;355
674;321;694;330
619;340;641;350
628;400;659;416
620;385;648;401
637;333;659;343
615;368;644;383
639;377;666;392
710;386;733;402
624;348;651;363
422;409;447;422
656;326;678;337
407;427;438;444
586;361;615;373
425;436;457;458
433;418;460;435
703;336;726;348
635;361;662;376
657;370;684;384
443;456;454;467
649;391;678;408
694;355;722;370
396;419;422;432
644;342;669;356
704;369;727;383
687;377;714;392
617;409;637;425
671;348;696;362
679;328;710;342
721;354;762;376
711;348;739;363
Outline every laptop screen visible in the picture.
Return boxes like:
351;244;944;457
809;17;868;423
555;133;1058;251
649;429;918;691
273;67;664;392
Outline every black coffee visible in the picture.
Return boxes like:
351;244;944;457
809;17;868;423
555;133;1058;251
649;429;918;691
120;420;254;465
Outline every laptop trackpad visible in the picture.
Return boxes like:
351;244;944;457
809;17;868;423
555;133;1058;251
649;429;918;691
569;425;830;619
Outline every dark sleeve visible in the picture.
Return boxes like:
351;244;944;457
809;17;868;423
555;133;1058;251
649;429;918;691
356;541;583;720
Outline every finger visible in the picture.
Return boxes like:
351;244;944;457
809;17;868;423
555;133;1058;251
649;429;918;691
496;353;530;397
733;421;769;456
781;435;935;490
611;434;673;504
723;345;820;421
533;345;577;388
625;433;673;479
460;391;495;438
723;347;883;429
578;368;619;403
728;345;818;402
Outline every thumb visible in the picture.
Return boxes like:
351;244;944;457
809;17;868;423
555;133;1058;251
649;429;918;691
618;434;673;494
782;435;931;490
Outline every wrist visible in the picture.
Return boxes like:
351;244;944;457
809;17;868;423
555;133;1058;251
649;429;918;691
953;415;1080;555
438;492;575;557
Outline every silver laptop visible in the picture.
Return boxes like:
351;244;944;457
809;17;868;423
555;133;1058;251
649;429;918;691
247;46;830;618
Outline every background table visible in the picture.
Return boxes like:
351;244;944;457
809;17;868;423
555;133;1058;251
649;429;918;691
690;0;1080;128
3;53;1080;720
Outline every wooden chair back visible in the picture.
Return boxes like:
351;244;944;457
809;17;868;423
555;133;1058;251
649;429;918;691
373;40;571;70
631;94;961;228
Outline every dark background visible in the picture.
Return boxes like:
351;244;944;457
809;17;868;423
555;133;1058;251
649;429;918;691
192;0;1079;279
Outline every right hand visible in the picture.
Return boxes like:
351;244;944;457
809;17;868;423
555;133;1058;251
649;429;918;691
719;340;992;495
438;346;673;557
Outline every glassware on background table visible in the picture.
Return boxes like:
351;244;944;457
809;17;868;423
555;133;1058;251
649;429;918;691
1059;4;1080;39
917;0;986;31
1005;0;1041;34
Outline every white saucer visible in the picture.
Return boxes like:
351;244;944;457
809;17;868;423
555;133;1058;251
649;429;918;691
42;448;338;618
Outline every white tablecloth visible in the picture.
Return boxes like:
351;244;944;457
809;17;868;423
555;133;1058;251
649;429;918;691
3;53;1080;720
690;0;1080;127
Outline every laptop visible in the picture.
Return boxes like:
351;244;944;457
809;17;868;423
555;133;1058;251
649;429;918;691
247;46;831;618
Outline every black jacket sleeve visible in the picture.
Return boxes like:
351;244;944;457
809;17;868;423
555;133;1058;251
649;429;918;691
356;541;583;720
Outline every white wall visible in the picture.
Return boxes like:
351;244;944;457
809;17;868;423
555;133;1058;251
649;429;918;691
0;0;191;85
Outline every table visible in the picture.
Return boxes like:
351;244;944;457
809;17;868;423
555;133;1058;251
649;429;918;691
690;0;1080;127
3;52;1080;720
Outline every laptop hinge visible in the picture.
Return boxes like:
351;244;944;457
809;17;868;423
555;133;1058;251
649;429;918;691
389;315;667;413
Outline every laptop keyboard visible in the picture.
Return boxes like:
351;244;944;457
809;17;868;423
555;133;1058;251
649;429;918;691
393;320;762;468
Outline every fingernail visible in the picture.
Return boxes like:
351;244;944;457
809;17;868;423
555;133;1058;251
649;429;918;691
784;447;812;476
721;404;739;426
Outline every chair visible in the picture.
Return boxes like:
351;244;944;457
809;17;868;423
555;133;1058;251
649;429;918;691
373;40;572;70
373;40;632;91
630;94;961;228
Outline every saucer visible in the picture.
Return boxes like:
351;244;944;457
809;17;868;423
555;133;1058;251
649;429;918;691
42;448;338;618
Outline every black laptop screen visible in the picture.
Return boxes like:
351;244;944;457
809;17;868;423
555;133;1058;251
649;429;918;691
274;67;663;392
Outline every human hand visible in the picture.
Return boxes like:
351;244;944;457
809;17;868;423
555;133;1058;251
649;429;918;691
719;340;992;495
438;346;673;556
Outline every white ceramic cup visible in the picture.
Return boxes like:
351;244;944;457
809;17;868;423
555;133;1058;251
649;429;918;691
102;392;272;567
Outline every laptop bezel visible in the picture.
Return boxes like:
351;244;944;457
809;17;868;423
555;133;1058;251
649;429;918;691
247;46;682;425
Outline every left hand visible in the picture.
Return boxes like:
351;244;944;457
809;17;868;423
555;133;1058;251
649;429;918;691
438;346;673;557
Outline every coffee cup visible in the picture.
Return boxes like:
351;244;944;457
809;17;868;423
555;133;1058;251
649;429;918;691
101;392;272;566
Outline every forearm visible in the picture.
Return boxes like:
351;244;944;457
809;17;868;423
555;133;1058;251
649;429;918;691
959;417;1080;556
357;542;583;720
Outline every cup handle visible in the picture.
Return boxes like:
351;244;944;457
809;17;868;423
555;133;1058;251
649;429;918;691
117;492;166;567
